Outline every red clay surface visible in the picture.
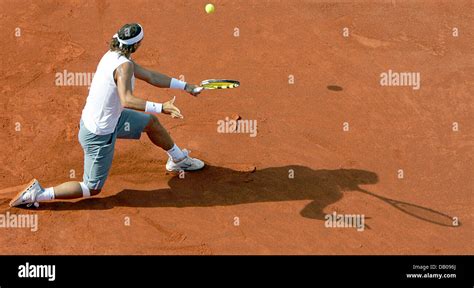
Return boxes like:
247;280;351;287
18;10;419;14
0;0;472;254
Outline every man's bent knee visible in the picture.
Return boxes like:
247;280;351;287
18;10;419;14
145;115;159;132
80;182;101;197
90;189;101;196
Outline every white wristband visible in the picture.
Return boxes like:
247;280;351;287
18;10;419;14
145;101;163;114
170;78;187;90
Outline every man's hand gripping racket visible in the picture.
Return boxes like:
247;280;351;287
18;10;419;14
172;79;240;118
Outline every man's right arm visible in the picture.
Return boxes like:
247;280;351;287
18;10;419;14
115;62;147;111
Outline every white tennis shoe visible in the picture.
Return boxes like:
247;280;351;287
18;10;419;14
9;179;43;208
166;149;205;172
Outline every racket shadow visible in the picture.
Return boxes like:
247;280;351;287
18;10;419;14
355;188;459;227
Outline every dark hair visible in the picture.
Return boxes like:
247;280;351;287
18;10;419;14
109;23;142;56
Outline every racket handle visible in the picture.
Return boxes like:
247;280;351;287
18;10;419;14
193;87;204;94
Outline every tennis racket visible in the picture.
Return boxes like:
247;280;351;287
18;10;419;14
192;79;240;93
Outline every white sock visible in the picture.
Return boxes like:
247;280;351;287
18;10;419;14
36;187;55;202
167;144;185;162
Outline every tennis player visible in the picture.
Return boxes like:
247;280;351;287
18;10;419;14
10;23;204;208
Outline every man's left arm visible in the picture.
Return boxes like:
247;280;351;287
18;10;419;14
133;61;201;96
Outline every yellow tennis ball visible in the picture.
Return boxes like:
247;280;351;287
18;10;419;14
205;3;215;14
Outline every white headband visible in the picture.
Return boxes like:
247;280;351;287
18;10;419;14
113;24;144;48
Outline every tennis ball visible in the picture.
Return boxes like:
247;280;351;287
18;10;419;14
205;3;215;14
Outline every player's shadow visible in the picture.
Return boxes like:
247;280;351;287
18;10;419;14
44;165;457;225
45;165;372;220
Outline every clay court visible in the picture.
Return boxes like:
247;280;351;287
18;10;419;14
0;0;472;254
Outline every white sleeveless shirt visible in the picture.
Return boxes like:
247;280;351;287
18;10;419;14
81;50;135;135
